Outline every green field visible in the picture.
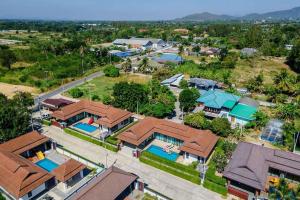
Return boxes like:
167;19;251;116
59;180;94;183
68;73;152;100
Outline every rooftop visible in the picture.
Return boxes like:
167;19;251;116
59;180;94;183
52;159;86;182
118;117;219;158
229;103;257;121
197;90;240;109
189;78;217;89
223;142;300;191
42;98;74;108
0;131;50;154
70;166;138;200
52;100;133;128
0;149;53;199
153;53;183;63
113;38;152;46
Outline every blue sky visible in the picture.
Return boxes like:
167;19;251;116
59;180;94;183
1;0;300;20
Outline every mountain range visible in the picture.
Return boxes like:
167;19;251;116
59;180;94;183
176;7;300;21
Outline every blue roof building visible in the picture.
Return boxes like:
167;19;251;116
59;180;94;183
153;53;183;64
197;90;240;110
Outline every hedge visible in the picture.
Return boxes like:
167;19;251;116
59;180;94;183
42;119;51;126
141;151;200;176
203;180;227;196
140;156;201;185
205;165;226;186
64;128;118;152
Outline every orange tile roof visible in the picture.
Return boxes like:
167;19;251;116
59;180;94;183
118;117;218;158
52;100;133;128
51;159;86;182
0;131;50;154
0;150;54;199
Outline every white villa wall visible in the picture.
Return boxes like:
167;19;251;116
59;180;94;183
20;183;46;200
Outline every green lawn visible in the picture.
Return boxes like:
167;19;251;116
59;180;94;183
69;73;151;100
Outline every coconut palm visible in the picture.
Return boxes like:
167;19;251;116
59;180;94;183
138;57;150;73
274;69;293;94
121;58;132;73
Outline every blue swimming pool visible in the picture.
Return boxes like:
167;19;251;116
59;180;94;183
146;145;179;161
74;122;98;133
36;158;59;172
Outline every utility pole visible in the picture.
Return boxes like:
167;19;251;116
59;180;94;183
294;132;300;152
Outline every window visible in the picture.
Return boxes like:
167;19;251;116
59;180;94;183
186;152;189;159
28;191;32;198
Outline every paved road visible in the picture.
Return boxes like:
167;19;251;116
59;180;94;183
34;72;104;105
44;126;222;200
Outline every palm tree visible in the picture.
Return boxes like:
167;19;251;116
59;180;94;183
138;57;150;73
274;69;293;93
121;58;132;73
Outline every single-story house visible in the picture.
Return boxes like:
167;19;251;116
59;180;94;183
117;117;219;164
130;37;166;49
189;78;218;90
42;98;74;111
112;39;153;50
200;47;220;56
0;131;88;200
161;74;184;88
223;142;300;200
52;159;86;191
228;97;259;127
51;100;133;137
196;90;240;118
70;166;139;200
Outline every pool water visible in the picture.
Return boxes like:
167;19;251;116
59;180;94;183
74;122;98;133
36;158;59;172
146;145;179;161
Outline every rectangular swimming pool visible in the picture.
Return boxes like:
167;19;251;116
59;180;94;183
146;145;179;162
36;158;59;172
74;122;98;133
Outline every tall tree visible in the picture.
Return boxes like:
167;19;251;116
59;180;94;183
0;46;17;70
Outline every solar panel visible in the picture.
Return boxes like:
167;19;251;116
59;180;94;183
260;120;284;144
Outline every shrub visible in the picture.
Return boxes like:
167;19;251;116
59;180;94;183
69;88;84;98
102;94;112;105
103;65;120;77
211;118;232;137
42;119;51;126
92;94;100;101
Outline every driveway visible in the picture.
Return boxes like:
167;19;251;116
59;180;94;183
44;126;222;200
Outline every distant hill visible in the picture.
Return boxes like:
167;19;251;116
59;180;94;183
176;7;300;21
175;12;234;22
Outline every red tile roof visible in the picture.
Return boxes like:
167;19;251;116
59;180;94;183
0;131;50;154
0;150;53;199
70;166;138;200
51;159;86;182
118;117;218;158
42;98;74;108
52;100;133;128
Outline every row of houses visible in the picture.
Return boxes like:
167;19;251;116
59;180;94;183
112;37;166;51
